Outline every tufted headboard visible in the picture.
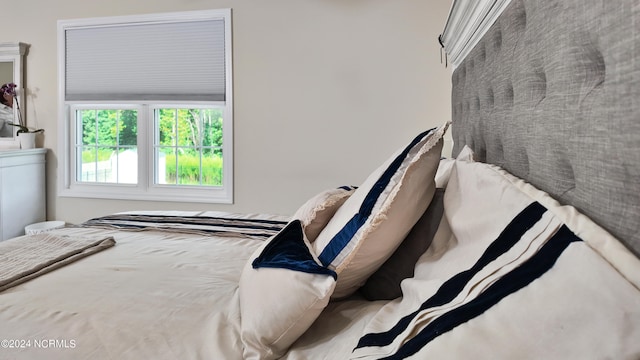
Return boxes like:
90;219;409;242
450;0;640;256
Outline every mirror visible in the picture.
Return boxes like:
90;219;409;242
0;61;15;138
0;42;28;147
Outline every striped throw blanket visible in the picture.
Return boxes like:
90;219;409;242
82;214;288;240
0;233;115;292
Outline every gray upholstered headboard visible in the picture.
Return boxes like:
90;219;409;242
450;0;640;256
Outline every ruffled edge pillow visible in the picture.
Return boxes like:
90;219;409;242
292;186;357;243
239;220;336;360
313;122;449;299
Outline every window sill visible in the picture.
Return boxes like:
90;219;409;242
58;185;233;204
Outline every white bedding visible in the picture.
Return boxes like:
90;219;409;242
0;213;382;360
2;157;640;360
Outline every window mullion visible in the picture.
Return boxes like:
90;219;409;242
93;109;98;183
138;105;149;191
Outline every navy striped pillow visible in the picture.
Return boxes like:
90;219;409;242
313;122;449;298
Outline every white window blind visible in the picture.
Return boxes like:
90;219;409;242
64;14;227;102
440;0;512;69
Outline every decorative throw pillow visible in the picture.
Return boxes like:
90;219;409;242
359;188;445;301
292;186;357;243
239;220;336;360
313;122;449;299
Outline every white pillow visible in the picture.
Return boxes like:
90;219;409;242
239;220;336;360
434;144;475;188
292;186;357;242
351;158;640;359
313;122;449;298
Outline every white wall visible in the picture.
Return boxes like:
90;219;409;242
4;0;453;224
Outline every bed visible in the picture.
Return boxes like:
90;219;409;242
1;0;639;359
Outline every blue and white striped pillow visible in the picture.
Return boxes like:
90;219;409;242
313;122;449;298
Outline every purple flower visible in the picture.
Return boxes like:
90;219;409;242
1;82;25;128
1;82;17;96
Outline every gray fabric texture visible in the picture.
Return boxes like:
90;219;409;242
451;0;640;256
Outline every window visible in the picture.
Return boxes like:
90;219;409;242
155;107;225;186
76;108;138;184
58;9;233;203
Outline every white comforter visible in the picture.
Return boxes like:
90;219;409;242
0;212;384;360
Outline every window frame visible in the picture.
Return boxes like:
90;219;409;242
57;9;233;204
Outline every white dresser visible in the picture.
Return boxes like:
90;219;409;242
0;149;46;241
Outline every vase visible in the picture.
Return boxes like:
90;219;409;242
18;132;37;149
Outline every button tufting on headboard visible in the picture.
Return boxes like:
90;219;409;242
513;3;527;34
503;83;514;107
492;28;502;53
484;88;494;108
576;43;606;104
478;44;486;64
451;0;640;256
532;69;547;105
473;96;480;111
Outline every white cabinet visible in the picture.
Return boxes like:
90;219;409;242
0;149;46;241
